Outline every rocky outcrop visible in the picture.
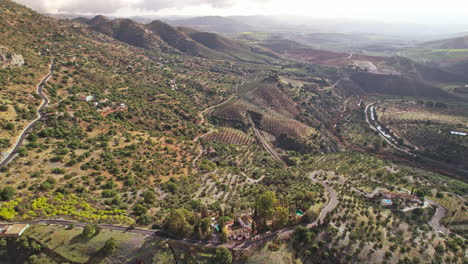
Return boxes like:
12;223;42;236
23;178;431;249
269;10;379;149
0;46;24;68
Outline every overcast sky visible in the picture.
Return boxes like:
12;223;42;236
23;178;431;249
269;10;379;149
14;0;468;24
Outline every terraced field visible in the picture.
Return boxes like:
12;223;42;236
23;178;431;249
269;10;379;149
243;78;300;118
204;127;254;145
211;77;315;143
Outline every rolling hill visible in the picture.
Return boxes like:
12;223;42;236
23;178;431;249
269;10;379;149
186;31;281;63
168;16;255;34
89;18;170;52
84;16;282;62
421;35;468;49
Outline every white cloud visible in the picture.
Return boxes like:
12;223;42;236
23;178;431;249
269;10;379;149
13;0;468;24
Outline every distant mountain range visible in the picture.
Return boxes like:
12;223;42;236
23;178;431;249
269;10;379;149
73;16;282;63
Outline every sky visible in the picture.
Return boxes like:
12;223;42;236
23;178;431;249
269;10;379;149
14;0;468;24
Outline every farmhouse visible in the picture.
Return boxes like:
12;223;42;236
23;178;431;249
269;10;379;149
382;192;421;204
0;224;29;238
238;215;254;229
227;227;251;241
77;95;94;102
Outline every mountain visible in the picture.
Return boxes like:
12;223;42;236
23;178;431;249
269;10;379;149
168;16;255;34
186;31;281;63
71;16;91;24
87;14;111;25
86;16;282;63
89;18;170;52
144;20;227;58
421;35;468;49
340;56;467;98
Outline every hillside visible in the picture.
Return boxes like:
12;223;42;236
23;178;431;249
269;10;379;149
187;31;280;63
168;16;254;34
144;20;228;58
341;56;466;98
85;16;282;62
1;1;467;263
89;18;170;52
421;35;468;49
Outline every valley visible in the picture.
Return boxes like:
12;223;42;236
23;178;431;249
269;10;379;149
0;1;467;263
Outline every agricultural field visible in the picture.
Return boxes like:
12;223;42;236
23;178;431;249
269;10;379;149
203;127;255;145
1;1;468;263
376;100;468;171
399;48;468;64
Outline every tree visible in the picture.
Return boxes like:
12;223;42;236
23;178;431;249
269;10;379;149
0;186;16;201
163;209;194;237
103;237;118;254
215;247;232;264
3;122;14;130
220;226;229;243
200;218;212;239
133;204;148;216
435;244;445;255
142;190;156;205
294;226;311;244
82;224;97;238
274;206;289;228
137;214;151;225
256;191;278;220
201;204;209;218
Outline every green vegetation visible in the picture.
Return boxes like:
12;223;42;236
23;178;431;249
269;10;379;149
214;247;232;264
0;1;466;263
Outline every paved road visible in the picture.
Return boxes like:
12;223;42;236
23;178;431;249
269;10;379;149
365;101;468;178
352;186;450;234
0;174;339;250
308;175;339;227
426;199;450;234
0;61;54;168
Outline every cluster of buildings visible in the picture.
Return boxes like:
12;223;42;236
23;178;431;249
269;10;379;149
380;191;422;206
76;94;127;117
0;224;29;238
213;210;305;241
211;215;260;241
227;215;256;241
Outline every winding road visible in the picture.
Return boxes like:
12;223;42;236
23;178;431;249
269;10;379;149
426;199;450;234
0;173;339;250
365;101;468;178
352;186;450;234
0;60;54;168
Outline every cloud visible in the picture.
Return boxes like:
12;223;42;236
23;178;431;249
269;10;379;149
136;0;236;11
14;0;261;14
